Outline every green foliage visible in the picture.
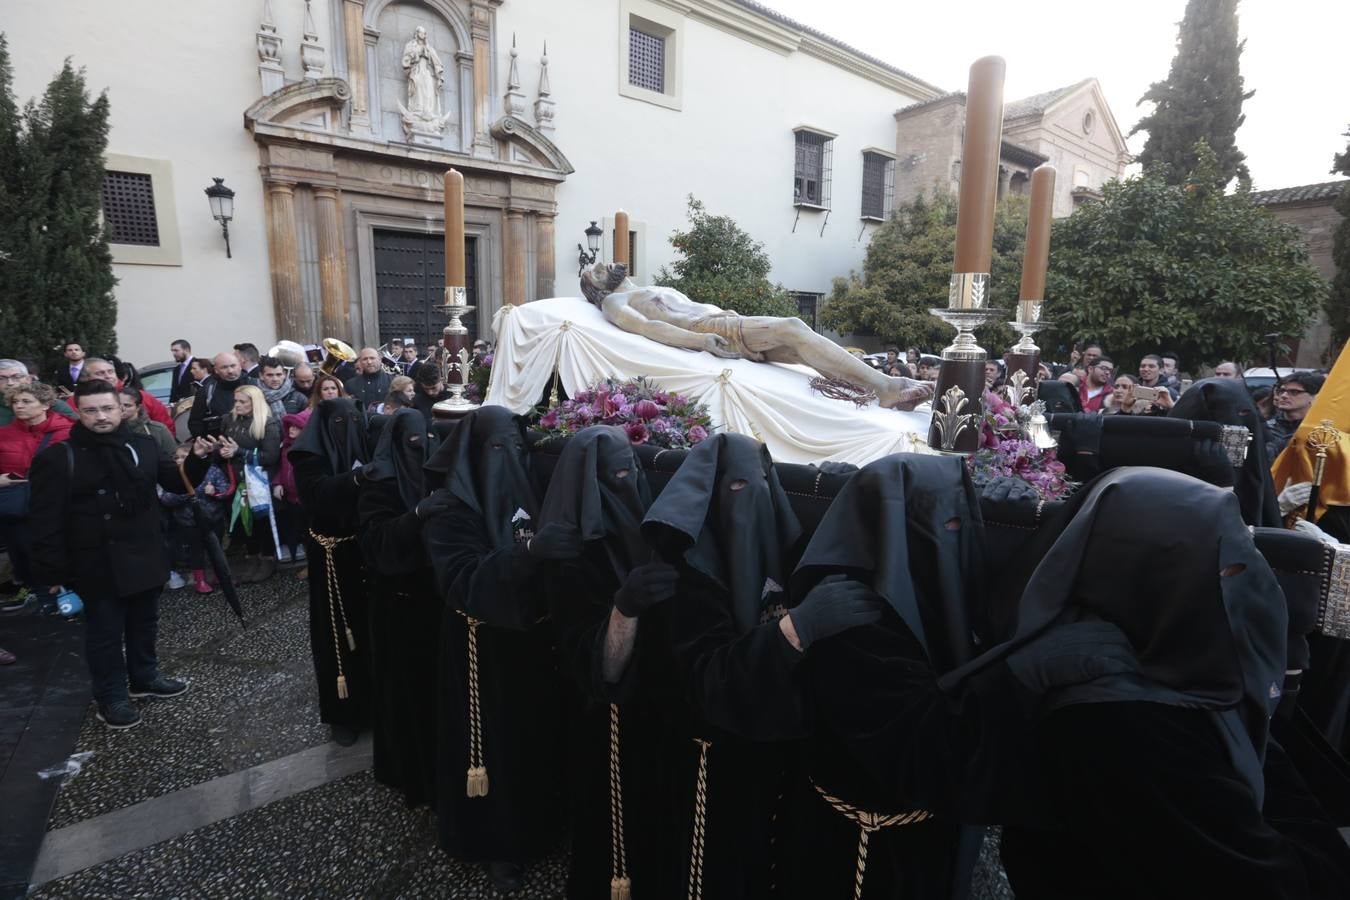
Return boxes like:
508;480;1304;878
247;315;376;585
820;191;1022;351
1131;0;1253;189
1045;142;1325;367
1328;127;1350;353
0;37;117;365
654;196;798;319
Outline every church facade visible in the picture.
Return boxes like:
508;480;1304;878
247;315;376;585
6;0;1121;364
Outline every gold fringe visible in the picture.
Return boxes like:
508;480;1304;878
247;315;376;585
336;675;348;699
610;877;631;900
811;780;932;900
345;627;356;652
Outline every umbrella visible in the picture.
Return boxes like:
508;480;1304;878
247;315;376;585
179;461;245;623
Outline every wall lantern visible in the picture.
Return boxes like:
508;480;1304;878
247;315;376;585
204;177;236;258
577;220;603;274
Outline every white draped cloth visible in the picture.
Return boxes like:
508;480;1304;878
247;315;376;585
485;298;933;466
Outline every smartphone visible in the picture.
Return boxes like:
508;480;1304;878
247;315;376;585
1131;385;1159;404
202;415;224;438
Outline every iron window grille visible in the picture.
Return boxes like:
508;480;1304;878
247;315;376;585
102;170;160;246
629;27;665;93
793;291;821;330
794;130;832;209
860;151;895;220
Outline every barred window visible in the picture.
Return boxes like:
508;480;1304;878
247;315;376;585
793;291;821;330
628;27;665;93
794;130;833;208
102;171;160;246
860;151;895;220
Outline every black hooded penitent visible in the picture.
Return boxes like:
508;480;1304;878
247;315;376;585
1170;376;1282;527
424;405;538;550
365;407;427;512
289;398;370;476
642;432;801;634
941;467;1287;804
792;452;985;674
538;424;651;580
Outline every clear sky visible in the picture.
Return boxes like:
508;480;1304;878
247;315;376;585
762;0;1349;190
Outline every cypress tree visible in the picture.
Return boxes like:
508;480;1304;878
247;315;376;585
1328;127;1350;352
0;43;117;364
0;37;20;346
1131;0;1253;189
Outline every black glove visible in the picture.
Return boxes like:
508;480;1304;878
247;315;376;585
528;522;583;560
415;488;456;521
813;461;859;476
613;562;679;618
1004;620;1137;694
787;575;884;651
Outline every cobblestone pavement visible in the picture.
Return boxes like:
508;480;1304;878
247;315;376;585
28;574;568;899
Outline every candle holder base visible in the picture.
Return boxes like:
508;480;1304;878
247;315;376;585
926;294;1005;454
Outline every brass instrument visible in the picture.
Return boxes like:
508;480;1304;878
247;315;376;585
376;341;406;375
319;338;356;377
268;340;306;369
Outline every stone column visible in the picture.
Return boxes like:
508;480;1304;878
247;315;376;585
504;210;526;305
265;181;305;338
997;165;1011;201
344;0;370;131
534;214;556;300
469;2;494;155
313;186;351;338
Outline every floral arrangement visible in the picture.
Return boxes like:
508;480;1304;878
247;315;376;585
966;389;1073;501
535;376;714;448
464;352;492;405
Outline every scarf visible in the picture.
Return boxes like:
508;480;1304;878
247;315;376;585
261;378;295;422
68;423;153;516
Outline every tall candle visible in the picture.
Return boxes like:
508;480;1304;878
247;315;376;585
613;209;630;269
951;56;1006;275
1018;164;1056;306
444;169;465;287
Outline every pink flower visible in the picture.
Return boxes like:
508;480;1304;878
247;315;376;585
624;421;649;445
603;394;624;418
539;409;559;429
688;425;708;444
634;399;660;421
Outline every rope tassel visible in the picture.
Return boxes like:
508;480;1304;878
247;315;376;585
311;530;357;703
462;612;490;798
687;739;712;900
609;703;631;898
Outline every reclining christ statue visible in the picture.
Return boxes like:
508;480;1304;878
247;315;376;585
580;262;934;410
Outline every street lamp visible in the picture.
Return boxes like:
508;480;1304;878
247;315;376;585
204;177;236;258
577;220;602;274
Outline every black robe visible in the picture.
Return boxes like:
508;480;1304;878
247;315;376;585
290;399;373;732
358;408;439;807
539;425;678;898
421;406;565;862
641;433;810;899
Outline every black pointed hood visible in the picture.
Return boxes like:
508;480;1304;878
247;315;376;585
1170;377;1281;527
365;408;428;512
289;398;369;474
424;405;538;549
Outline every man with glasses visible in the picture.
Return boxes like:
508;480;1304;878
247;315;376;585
0;360;77;426
1267;371;1326;457
1079;357;1115;413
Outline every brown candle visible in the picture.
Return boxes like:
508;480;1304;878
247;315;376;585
952;56;1006;275
444;169;465;287
613;209;630;269
1019;164;1056;304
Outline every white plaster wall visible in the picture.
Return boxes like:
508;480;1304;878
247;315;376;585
493;1;927;299
4;0;332;365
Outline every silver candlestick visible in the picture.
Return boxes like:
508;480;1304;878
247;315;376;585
433;285;481;417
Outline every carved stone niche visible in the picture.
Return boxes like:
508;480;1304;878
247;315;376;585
371;1;471;149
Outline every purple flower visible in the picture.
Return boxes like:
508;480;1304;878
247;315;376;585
688;425;708;444
624;421;649;445
539;409;559;429
634;399;660;421
575;406;594;425
480;353;493;367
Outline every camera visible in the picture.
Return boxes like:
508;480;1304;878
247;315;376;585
1130;385;1159;404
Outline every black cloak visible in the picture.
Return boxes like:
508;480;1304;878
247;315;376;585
1170;376;1282;527
289;397;373;732
642;432;802;634
357;406;438;807
419;404;565;861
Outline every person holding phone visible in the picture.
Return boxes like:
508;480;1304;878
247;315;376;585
0;382;74;611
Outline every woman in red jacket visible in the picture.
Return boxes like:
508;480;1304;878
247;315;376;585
0;383;73;611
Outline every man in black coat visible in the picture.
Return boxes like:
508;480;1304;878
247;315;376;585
412;365;451;421
343;347;394;411
168;339;196;405
188;351;255;438
28;381;210;730
52;341;87;393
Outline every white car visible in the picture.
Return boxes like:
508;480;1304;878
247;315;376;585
1242;366;1313;393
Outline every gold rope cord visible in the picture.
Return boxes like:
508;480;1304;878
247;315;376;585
459;610;490;797
811;781;932;900
609;703;631;900
309;531;357;699
686;738;712;900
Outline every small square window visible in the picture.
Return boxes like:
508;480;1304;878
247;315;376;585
792;291;821;330
102;171;160;246
629;27;665;94
794;130;833;209
861;151;895;220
